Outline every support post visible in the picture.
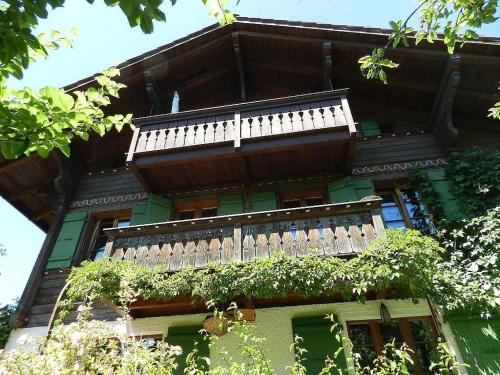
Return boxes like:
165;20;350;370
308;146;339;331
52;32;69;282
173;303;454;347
232;32;247;101
322;41;333;90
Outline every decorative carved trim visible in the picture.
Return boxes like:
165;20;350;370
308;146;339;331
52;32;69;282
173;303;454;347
352;158;449;175
70;192;148;208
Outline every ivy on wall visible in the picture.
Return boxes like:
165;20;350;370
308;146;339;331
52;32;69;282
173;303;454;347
60;229;497;322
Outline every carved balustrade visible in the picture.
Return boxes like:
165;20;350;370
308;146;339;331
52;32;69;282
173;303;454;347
103;197;384;271
127;89;355;162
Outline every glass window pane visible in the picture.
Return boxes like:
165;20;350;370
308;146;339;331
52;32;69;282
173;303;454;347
380;322;404;344
116;219;130;228
305;197;324;206
179;210;195;220
380;193;406;229
409;320;435;343
348;324;374;346
201;207;218;218
283;199;301;209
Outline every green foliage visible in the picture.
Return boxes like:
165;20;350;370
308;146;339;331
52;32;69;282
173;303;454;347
357;0;499;116
0;68;133;159
446;147;500;215
0;303;16;349
60;229;496;323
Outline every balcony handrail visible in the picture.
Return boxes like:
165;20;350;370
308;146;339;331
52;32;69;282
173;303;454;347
104;196;382;237
133;89;350;126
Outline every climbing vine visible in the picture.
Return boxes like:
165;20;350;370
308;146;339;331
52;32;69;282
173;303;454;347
58;229;497;323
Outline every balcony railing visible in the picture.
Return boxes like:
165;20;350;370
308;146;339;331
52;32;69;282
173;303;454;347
103;197;384;271
126;89;356;163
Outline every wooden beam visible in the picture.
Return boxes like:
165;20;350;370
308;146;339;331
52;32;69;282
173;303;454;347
0;156;35;175
430;54;461;151
232;32;246;101
322;41;333;90
246;61;322;76
10;179;53;200
144;69;169;115
33;208;53;221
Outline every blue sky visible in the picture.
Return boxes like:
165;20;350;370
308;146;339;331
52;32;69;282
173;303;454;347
0;0;499;305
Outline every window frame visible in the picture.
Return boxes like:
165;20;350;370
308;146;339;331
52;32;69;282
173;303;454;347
280;187;326;209
174;199;219;220
347;316;439;375
87;213;131;261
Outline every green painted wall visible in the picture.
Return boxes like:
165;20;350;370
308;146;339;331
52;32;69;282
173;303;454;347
449;316;500;375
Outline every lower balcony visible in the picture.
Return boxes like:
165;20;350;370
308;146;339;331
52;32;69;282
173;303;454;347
103;197;384;270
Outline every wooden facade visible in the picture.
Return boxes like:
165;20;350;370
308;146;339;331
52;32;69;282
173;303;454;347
1;17;498;331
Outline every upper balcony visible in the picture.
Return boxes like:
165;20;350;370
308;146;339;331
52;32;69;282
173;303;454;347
126;90;357;190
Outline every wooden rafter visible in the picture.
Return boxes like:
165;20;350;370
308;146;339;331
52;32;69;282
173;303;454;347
144;69;168;115
430;54;461;151
232;32;247;101
322;41;333;90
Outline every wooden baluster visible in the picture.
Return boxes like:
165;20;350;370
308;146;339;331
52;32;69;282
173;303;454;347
135;240;150;265
208;236;221;264
260;111;272;136
255;224;269;259
323;218;338;255
194;119;206;145
348;216;365;253
281;108;293;134
123;237;138;262
174;121;186;148
164;126;176;149
225;115;235;141
184;122;196;147
281;221;295;257
301;104;315;131
333;104;347;126
242;226;256;262
361;214;377;245
290;105;303;132
113;247;125;261
221;227;235;263
214;115;225;143
273;112;284;135
311;107;324;129
158;242;170;266
295;220;309;257
205;118;216;143
103;237;114;257
307;220;323;256
335;221;352;254
195;239;209;268
233;224;242;261
240;115;251;139
145;129;158;151
145;244;160;267
170;235;184;271
184;234;197;268
268;230;282;256
155;129;167;150
250;112;261;138
135;130;148;152
323;103;336;128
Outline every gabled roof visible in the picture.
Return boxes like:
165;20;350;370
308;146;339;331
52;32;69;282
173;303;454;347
2;16;499;231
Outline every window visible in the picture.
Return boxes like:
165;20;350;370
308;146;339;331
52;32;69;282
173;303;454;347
378;188;435;234
89;217;130;260
134;334;164;350
280;188;326;209
175;199;218;220
348;317;438;374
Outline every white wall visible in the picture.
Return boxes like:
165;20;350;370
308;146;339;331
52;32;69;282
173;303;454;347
6;299;463;375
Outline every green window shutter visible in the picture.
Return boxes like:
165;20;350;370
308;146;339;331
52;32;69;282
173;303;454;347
167;325;209;375
219;193;244;215
353;178;375;200
448;317;500;375
328;177;357;203
130;204;148;225
252;191;277;212
360;121;381;137
145;194;171;223
425;169;464;220
46;212;87;270
292;315;347;374
130;194;171;225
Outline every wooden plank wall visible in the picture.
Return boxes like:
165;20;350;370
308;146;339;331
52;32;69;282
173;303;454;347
74;170;144;199
27;273;121;328
353;134;444;168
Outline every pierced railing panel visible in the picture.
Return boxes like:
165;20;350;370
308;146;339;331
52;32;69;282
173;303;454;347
128;90;355;161
103;198;384;270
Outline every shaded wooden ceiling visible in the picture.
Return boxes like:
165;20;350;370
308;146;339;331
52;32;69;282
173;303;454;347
2;16;499;231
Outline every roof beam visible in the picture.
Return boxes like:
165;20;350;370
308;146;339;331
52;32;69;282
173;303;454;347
232;32;247;101
430;54;461;151
144;69;169;115
322;41;333;90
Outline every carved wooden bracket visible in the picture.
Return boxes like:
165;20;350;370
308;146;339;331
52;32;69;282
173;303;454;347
232;32;247;101
145;68;169;115
322;41;333;90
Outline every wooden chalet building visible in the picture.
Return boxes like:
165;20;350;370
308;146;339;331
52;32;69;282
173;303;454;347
2;17;499;374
